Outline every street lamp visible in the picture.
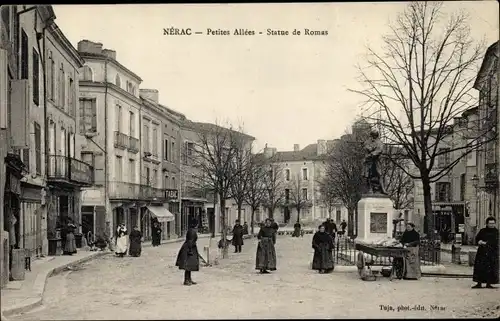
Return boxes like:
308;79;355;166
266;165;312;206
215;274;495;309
471;174;479;229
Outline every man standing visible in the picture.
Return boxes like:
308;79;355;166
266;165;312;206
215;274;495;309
243;221;249;235
340;219;347;237
232;220;244;253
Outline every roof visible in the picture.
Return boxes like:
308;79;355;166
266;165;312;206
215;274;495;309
79;51;143;82
255;143;329;163
473;41;499;90
47;22;85;68
181;121;255;141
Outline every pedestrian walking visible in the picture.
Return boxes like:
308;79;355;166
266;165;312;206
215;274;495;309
232;220;244;253
312;224;334;273
472;216;499;289
63;220;77;256
399;222;421;280
175;227;200;286
115;223;128;257
340;219;347;237
255;218;277;274
292;221;301;237
152;221;162;247
243;221;249;235
270;218;279;244
128;226;143;257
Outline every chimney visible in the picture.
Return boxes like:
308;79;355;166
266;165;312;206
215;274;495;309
264;146;276;158
140;89;159;104
293;144;300;152
102;49;116;60
317;139;327;155
77;40;103;55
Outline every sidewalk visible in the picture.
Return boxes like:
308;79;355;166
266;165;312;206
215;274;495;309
0;233;214;318
440;243;478;254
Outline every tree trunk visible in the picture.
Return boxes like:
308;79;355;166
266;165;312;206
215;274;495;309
220;196;228;259
250;208;255;235
211;193;217;238
237;203;242;222
296;207;300;223
421;174;435;241
268;207;274;219
347;207;355;237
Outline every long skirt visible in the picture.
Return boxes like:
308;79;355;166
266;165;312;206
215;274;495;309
292;227;301;237
129;239;142;257
255;237;277;271
473;245;499;284
403;246;421;279
115;236;128;255
64;233;77;254
175;242;200;272
312;245;334;271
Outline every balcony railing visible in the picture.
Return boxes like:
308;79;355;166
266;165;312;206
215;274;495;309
114;131;128;149
47;155;94;186
108;181;168;201
128;136;139;153
182;186;207;199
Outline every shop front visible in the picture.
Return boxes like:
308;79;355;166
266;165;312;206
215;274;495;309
425;202;467;243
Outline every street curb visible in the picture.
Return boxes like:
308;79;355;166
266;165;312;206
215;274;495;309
1;251;108;318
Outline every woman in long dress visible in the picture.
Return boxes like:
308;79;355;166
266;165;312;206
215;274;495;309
400;222;421;280
472;216;499;289
175;227;200;286
152;222;162;247
292;221;301;237
115;223;128;257
312;224;334;273
255;218;277;274
63;221;77;255
128;226;143;257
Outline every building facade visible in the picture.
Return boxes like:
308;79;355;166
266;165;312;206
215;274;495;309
76;40;168;242
44;23;93;256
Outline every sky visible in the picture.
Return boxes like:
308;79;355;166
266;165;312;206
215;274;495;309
52;2;499;152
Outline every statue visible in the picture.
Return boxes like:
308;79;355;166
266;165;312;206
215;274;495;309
363;130;387;195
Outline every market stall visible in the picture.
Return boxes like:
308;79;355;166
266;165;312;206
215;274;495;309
355;242;409;281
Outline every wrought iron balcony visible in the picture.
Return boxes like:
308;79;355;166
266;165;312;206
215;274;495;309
47;155;94;186
128;136;139;153
114;131;128;149
108;181;168;201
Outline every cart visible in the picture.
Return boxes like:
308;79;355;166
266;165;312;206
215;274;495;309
355;243;409;281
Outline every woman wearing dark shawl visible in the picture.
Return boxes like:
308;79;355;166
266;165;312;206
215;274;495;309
63;221;77;255
292;221;301;237
232;220;244;253
128;226;143;257
152;221;162;247
472;217;499;289
399;222;421;279
255;218;277;274
175;227;200;286
312;225;334;273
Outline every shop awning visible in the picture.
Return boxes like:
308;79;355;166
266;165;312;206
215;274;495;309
147;205;175;223
433;202;468;207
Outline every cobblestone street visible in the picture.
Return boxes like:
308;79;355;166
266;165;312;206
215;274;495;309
9;235;499;320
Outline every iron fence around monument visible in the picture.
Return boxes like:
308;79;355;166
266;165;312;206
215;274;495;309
333;237;441;266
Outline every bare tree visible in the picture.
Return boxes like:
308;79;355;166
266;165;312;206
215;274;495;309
228;135;254;223
262;161;285;220
317;178;340;219
244;155;268;235
189;121;242;258
380;146;414;210
350;2;494;239
286;174;313;223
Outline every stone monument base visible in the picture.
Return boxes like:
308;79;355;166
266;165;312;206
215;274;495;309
356;194;394;244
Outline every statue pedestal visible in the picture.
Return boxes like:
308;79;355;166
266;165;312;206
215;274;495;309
356;194;394;243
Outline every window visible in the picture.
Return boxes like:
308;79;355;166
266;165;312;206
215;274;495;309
48;51;55;100
32;48;40;106
129;159;135;183
1;7;10;39
153;169;158;187
79;98;97;134
34;122;41;175
460;174;466;201
164;138;169;160
336;210;341;223
115;156;122;181
285;169;290;181
115;104;122;132
60;128;66;156
164;174;169;188
435;182;451;202
152;127;158;157
302;168;308;180
437;148;451;168
115;74;121;87
59;63;65;109
68;77;74;116
171;141;175;162
143;123;149;153
172;177;176;189
129;111;135;137
20;29;28;79
81;66;93;81
285;189;290;201
69;132;75;158
302;188;308;200
48;121;56;154
146;167;151;186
